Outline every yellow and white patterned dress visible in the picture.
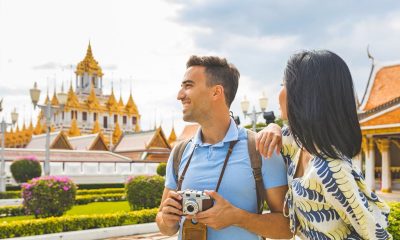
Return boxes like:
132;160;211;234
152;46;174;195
281;126;391;239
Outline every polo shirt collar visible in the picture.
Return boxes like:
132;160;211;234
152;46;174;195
192;119;239;147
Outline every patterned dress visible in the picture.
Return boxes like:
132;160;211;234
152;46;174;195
281;126;391;239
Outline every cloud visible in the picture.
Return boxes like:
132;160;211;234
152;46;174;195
32;62;60;70
171;0;400;103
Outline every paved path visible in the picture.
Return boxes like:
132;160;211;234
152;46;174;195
105;233;177;240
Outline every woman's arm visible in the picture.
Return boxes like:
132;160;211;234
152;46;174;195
256;124;299;159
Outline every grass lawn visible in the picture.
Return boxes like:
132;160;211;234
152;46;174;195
0;201;131;223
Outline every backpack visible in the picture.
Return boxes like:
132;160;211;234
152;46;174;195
172;129;266;214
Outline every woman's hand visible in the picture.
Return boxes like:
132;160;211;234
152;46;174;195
256;123;282;158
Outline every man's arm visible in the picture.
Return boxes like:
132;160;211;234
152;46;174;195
156;188;183;236
235;185;291;238
191;185;291;239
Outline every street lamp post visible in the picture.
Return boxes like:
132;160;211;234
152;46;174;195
240;92;269;132
29;82;67;176
0;106;19;192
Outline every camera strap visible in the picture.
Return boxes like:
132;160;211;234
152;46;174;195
176;140;238;192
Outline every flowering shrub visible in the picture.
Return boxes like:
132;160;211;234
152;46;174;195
156;163;166;177
125;175;164;210
10;155;42;183
22;176;76;218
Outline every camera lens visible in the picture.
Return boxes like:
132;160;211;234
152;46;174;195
187;205;195;213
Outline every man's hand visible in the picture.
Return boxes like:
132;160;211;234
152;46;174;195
187;191;238;230
256;123;282;158
160;190;183;228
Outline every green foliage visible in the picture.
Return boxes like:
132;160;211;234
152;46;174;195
76;183;124;190
243;118;285;132
22;176;77;218
76;188;125;196
157;163;167;177
125;175;164;210
388;202;400;240
10;156;42;183
75;193;125;205
0;205;25;217
0;191;20;199
0;208;158;239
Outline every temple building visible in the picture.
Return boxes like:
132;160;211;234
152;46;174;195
4;43;141;148
356;58;400;192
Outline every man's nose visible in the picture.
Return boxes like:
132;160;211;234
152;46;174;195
177;88;184;100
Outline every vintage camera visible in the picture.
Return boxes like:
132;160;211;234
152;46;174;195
178;190;213;215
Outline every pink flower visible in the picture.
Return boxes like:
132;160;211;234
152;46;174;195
62;186;70;191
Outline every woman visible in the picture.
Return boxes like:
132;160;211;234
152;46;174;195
257;50;391;239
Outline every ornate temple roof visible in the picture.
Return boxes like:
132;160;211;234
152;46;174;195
358;61;400;133
75;42;103;77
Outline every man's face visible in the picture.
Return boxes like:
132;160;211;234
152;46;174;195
177;66;213;122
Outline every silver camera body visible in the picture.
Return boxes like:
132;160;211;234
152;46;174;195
178;189;213;215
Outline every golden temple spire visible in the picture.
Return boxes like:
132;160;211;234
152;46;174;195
33;118;42;135
68;118;81;137
107;84;118;112
87;84;100;110
66;81;80;110
134;121;141;132
112;122;122;144
118;96;124;107
75;42;103;77
125;92;138;115
44;90;50;105
92;119;101;134
28;119;34;132
168;126;177;144
51;90;59;106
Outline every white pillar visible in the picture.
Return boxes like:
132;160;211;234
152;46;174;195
353;153;362;172
365;138;376;191
377;139;391;193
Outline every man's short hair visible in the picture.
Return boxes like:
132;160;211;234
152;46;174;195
186;55;240;108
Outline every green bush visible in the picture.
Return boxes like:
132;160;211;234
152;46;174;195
125;175;164;210
77;188;124;196
0;191;20;199
388;202;400;240
0;208;157;239
0;205;25;217
22;176;77;218
75;194;125;205
10;156;42;183
157;163;167;177
77;183;124;190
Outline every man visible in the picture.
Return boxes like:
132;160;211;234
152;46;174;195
156;55;290;239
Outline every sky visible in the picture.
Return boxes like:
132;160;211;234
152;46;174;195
1;0;400;136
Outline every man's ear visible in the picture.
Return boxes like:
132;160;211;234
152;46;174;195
213;85;224;97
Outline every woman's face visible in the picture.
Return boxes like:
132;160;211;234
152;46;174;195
279;82;287;120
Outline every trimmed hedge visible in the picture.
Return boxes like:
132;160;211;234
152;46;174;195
388;202;400;239
75;194;125;205
0;208;158;239
0;191;20;199
77;183;124;190
0;205;25;217
76;188;125;196
1;188;125;200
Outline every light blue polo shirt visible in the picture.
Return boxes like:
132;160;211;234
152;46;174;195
165;119;288;240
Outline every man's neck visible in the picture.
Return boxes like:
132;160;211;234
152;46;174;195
199;114;231;145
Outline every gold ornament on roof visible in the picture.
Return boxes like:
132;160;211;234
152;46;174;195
65;82;80;110
87;85;101;111
92;119;101;134
112;122;122;144
33;119;42;135
75;42;103;77
51;91;59;106
68;118;81;137
106;87;119;113
125;93;138;115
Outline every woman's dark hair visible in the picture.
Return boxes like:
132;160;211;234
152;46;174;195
285;50;361;159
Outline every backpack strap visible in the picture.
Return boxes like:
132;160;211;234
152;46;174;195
246;129;266;214
172;139;192;189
